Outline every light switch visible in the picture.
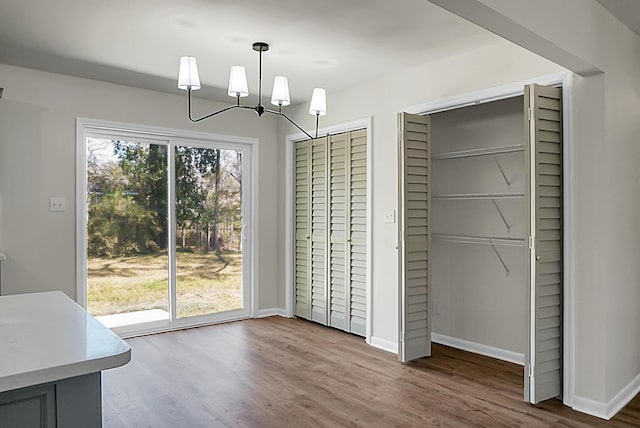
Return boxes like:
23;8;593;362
49;197;66;212
383;210;395;224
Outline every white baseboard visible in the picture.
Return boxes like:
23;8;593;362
574;372;640;420
431;333;524;366
606;372;640;419
572;396;608;420
369;336;398;354
256;308;288;318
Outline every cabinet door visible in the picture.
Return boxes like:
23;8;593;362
0;384;56;428
398;112;431;362
525;83;563;404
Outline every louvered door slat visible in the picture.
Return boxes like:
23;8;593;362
399;112;431;362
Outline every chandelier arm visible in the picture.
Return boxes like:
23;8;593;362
265;109;314;140
188;104;241;123
187;89;243;123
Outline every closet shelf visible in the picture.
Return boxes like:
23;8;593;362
432;234;526;247
432;144;525;160
433;192;525;200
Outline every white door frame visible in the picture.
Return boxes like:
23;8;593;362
76;118;259;337
285;117;373;343
402;71;575;406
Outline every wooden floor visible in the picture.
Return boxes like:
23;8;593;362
103;317;640;427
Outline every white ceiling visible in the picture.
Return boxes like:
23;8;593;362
597;0;640;37
0;0;504;104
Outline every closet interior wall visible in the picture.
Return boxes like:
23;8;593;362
430;96;526;357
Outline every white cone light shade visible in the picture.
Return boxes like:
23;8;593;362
178;56;201;90
309;88;327;116
228;66;249;97
271;76;291;106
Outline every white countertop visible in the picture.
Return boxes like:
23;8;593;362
0;291;131;392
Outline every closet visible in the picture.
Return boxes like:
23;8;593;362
294;129;367;336
398;84;563;405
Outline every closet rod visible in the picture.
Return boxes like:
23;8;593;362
432;234;526;247
432;192;525;200
433;234;522;276
432;144;524;160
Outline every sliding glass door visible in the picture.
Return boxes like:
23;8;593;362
173;145;244;319
82;127;252;336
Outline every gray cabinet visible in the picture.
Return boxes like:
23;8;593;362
0;373;102;428
0;384;56;428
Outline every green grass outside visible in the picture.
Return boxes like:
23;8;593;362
87;251;242;318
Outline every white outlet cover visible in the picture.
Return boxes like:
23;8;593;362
383;210;395;224
49;197;66;212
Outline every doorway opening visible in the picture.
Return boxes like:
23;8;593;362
398;73;572;405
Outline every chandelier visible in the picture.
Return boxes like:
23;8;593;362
178;42;327;139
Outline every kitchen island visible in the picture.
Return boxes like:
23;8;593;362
0;291;131;427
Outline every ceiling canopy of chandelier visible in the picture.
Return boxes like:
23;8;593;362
178;42;327;139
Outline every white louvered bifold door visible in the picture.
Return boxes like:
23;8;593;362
294;141;311;318
328;130;368;336
398;112;431;362
329;132;348;330
311;137;329;325
348;129;368;336
525;84;563;404
296;130;367;336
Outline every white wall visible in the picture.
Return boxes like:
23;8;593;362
427;0;640;416
279;41;563;348
431;97;526;355
0;64;281;311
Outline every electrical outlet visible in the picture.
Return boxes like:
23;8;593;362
49;197;66;212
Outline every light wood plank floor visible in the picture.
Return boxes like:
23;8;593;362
103;317;640;427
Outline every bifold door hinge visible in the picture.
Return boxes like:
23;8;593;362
528;236;534;250
528;107;533;121
529;364;535;379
